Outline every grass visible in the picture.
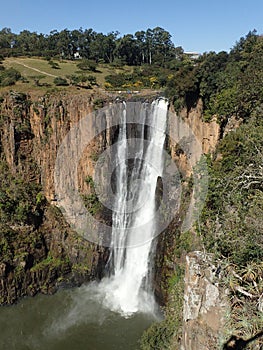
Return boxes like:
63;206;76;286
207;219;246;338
2;57;135;94
4;57;69;84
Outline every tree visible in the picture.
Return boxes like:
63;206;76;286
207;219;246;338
145;28;154;64
135;30;147;64
116;34;140;65
0;28;15;50
78;28;94;58
151;27;174;65
56;29;72;59
88;32;118;63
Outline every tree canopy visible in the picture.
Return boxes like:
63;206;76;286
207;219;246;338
0;26;179;66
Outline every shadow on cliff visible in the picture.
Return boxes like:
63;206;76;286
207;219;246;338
223;330;263;349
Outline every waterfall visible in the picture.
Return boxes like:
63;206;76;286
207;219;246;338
54;93;207;321
102;98;168;316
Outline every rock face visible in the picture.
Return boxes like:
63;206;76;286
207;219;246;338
168;102;230;350
168;99;220;176
181;99;220;155
153;100;226;348
181;252;227;350
0;207;104;304
0;91;112;304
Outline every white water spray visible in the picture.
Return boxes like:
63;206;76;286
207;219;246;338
101;98;168;316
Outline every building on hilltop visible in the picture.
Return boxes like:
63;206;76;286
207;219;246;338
184;51;200;60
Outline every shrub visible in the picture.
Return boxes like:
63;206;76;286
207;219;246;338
48;60;60;69
77;59;97;72
53;77;68;86
0;68;21;86
87;75;97;85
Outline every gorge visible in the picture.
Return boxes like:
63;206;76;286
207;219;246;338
0;91;217;348
0;86;261;349
0;95;174;349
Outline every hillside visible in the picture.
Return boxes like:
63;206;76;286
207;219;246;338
1;57;135;94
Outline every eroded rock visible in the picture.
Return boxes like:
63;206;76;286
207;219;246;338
181;251;228;350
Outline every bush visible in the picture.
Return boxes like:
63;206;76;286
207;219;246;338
105;73;131;88
53;77;68;86
200;116;263;266
77;59;97;72
0;68;21;86
66;74;79;85
48;60;60;69
0;160;45;226
140;265;184;349
87;75;97;85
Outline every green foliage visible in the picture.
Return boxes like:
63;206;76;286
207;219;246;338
86;75;97;85
204;32;263;119
65;73;94;88
105;66;173;90
221;262;263;349
198;115;263;348
82;193;101;215
105;73;128;88
0;226;16;261
66;74;79;85
0;26;180;67
30;253;69;272
164;31;263;119
0;26;261;111
0;67;21;86
77;59;97;72
140;265;184;349
200;116;263;265
53;77;68;86
93;98;104;110
85;175;95;186
167;264;184;290
81;175;102;215
48;60;60;69
0;160;44;226
31;75;45;87
197;51;228;106
203;86;239;121
195;99;263;345
173;230;195;257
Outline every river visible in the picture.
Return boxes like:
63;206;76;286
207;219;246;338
0;282;159;350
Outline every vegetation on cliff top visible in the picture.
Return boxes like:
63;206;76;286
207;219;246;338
1;27;262;125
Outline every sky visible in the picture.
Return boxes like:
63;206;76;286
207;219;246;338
1;0;263;53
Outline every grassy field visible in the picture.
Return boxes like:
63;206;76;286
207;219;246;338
2;57;134;94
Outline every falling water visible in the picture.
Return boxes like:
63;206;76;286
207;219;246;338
102;98;168;316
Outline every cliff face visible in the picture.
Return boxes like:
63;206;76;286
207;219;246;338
0;91;111;304
181;252;227;350
156;100;228;350
168;99;220;176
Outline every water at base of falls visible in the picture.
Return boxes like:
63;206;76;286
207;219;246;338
0;285;157;350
